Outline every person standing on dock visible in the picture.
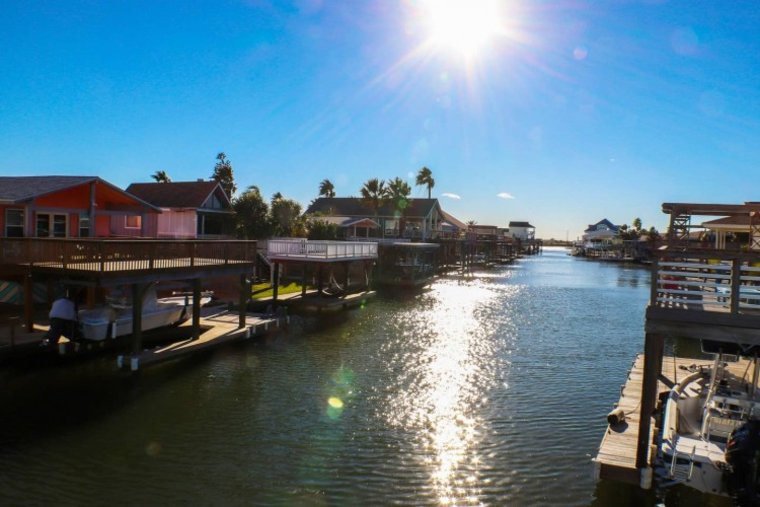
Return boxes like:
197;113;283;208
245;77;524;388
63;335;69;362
41;292;79;348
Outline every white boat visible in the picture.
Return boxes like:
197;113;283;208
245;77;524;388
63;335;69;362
77;290;209;341
659;352;760;502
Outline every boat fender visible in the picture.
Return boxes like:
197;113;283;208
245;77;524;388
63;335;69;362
607;408;626;425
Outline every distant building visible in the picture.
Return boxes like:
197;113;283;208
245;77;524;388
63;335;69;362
507;221;535;241
126;181;234;238
468;224;499;240
306;197;446;240
0;176;159;238
582;218;621;248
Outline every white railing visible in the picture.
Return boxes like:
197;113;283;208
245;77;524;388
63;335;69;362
653;251;760;313
267;239;378;260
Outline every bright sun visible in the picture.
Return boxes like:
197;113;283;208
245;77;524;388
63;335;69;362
421;0;505;58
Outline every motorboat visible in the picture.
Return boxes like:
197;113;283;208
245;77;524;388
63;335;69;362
77;289;210;341
659;350;760;503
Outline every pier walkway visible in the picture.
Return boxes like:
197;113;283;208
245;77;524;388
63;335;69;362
121;309;286;370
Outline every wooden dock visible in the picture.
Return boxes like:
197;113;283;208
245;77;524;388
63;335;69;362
594;353;750;486
284;290;376;313
119;310;286;370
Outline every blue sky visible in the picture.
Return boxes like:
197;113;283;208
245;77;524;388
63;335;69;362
2;1;759;240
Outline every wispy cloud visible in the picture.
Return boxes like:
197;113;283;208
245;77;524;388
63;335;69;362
441;192;461;200
497;192;515;199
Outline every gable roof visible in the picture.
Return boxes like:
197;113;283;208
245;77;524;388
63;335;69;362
0;176;96;203
125;181;229;209
584;218;619;233
306;197;441;219
0;176;161;211
508;221;535;228
440;210;467;229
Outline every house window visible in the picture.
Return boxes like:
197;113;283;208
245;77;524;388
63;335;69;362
79;214;90;237
125;215;142;229
36;213;67;237
5;209;24;237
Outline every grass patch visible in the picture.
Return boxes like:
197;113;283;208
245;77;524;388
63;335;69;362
252;282;306;300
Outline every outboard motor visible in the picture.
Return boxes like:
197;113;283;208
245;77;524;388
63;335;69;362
726;420;760;506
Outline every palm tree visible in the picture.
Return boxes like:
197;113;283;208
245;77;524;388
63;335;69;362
387;177;412;237
415;166;435;199
318;179;335;198
360;178;388;237
151;170;171;183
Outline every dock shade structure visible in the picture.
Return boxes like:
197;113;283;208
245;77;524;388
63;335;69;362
264;239;378;304
0;238;257;370
595;200;760;490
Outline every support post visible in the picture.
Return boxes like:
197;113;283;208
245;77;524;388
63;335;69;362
131;283;144;367
302;263;307;297
239;274;248;328
24;273;34;333
192;278;201;340
272;262;280;301
636;332;665;471
344;262;350;292
317;264;323;296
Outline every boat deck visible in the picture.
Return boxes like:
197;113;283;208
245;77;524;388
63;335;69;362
595;354;751;485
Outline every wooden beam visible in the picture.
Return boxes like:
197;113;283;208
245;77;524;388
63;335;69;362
272;262;280;302
192;278;201;339
23;273;33;332
238;274;248;329
636;332;664;470
131;283;144;368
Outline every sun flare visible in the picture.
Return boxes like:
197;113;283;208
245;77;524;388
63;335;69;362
421;0;505;58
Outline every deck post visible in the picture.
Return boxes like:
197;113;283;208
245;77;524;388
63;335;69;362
131;283;144;370
272;262;280;302
301;263;307;297
192;278;201;339
238;274;248;328
635;332;665;473
731;257;741;315
344;262;350;292
317;264;323;296
23;273;34;333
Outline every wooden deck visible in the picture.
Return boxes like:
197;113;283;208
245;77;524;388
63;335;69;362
120;310;287;370
595;354;751;485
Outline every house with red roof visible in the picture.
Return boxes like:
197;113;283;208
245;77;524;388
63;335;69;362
125;180;234;238
0;176;159;238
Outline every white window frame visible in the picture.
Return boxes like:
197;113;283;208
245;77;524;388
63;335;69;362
35;213;68;238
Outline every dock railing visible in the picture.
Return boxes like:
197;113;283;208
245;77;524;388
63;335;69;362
651;249;760;314
267;239;378;261
0;238;258;273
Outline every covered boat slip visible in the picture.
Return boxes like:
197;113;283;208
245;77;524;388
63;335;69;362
264;239;378;310
594;354;753;486
0;238;257;369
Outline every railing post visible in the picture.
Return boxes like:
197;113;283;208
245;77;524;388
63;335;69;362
650;257;659;306
190;242;196;267
731;257;741;314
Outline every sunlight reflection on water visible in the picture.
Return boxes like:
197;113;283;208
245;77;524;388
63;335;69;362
380;277;520;505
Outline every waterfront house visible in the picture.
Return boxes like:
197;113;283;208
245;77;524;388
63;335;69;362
305;197;445;240
0;176;159;238
467;224;499;240
439;210;467;238
125;180;234;239
506;221;535;241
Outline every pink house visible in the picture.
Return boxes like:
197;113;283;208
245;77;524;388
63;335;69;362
125;181;234;238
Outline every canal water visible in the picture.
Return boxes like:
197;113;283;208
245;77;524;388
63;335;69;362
0;247;721;505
